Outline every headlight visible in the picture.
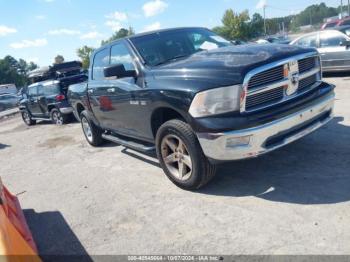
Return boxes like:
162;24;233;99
189;85;241;118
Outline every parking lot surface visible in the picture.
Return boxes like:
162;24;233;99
0;75;349;256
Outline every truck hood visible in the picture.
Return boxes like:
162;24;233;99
150;44;317;88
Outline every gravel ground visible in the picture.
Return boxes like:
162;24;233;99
0;74;349;256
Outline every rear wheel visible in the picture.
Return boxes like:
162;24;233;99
21;110;36;126
80;110;104;147
156;119;216;190
50;108;68;125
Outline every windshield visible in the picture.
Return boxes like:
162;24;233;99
130;28;232;66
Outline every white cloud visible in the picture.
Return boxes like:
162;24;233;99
142;22;161;32
35;15;46;20
48;29;81;35
10;39;48;49
105;20;123;31
143;0;168;17
0;25;17;37
105;11;128;31
106;11;128;21
256;0;267;9
80;31;103;39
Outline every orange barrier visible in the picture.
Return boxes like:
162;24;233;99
0;178;41;261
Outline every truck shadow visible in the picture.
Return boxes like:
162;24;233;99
198;117;350;205
24;209;92;261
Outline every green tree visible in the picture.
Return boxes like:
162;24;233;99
54;55;65;64
101;27;135;46
77;46;95;70
212;9;251;40
0;56;38;88
250;13;265;37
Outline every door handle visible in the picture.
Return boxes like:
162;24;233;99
107;88;116;93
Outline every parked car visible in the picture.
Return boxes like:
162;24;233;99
19;72;87;126
69;27;335;190
0;94;20;112
259;36;291;44
321;20;340;29
334;25;350;37
336;16;350;27
291;30;350;72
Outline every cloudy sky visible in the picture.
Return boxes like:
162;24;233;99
0;0;339;66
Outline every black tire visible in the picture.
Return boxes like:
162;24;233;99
156;119;216;190
50;108;68;125
21;110;36;126
80;110;104;147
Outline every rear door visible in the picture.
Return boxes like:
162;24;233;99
318;30;350;70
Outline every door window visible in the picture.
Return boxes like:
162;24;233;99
92;48;110;80
37;85;44;96
295;34;317;48
320;31;348;47
28;86;37;97
43;84;60;96
110;43;135;71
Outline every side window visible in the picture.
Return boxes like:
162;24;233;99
28;86;37;97
320;32;347;47
43;84;60;96
295;34;317;48
37;85;44;96
110;43;135;71
92;48;110;80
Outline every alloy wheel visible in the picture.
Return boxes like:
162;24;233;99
82;117;93;143
160;134;193;181
52;111;63;125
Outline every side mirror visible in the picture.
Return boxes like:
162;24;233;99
340;40;350;47
104;64;136;79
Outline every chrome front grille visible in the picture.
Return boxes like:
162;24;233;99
246;87;284;109
248;65;284;90
298;57;316;73
242;52;321;113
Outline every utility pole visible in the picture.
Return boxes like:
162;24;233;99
263;4;267;35
341;0;343;19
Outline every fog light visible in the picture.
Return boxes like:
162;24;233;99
226;136;251;148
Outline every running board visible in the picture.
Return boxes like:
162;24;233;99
102;134;155;152
32;117;50;121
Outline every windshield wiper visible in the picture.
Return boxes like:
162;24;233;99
153;54;191;66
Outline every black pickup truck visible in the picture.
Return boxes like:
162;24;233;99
68;27;335;190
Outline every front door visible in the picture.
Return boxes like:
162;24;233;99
27;85;43;117
104;42;142;137
89;42;144;138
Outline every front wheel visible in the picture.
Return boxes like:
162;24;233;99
156;119;216;190
21;110;36;126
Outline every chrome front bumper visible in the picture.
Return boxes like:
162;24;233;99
197;93;335;161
